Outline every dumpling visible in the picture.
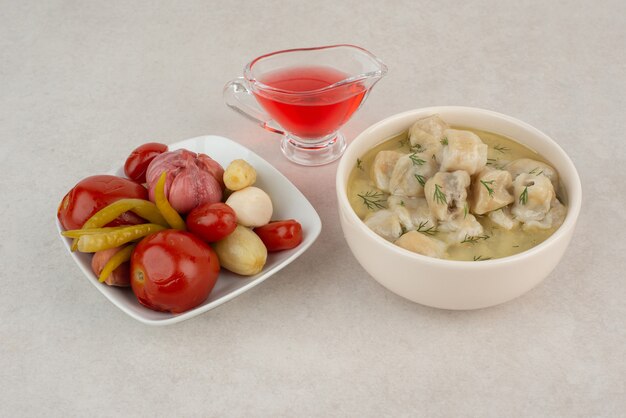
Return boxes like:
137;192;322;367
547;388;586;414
470;168;514;215
438;213;484;243
439;129;488;175
488;207;519;230
505;158;559;191
408;114;448;158
371;150;403;193
523;197;567;230
511;173;554;222
364;209;402;242
424;171;471;222
394;231;447;258
389;152;438;197
388;195;437;232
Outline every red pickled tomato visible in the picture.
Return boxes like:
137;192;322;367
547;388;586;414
131;230;220;314
57;175;148;230
124;142;168;183
253;220;303;252
185;203;237;242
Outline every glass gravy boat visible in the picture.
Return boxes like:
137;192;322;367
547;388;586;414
224;45;387;166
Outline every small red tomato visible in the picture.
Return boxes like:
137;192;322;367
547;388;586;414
57;175;148;230
186;203;237;242
124;142;168;183
253;220;303;252
131;230;220;313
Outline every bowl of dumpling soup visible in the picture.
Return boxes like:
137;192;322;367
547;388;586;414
336;106;581;310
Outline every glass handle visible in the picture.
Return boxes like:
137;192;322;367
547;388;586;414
223;77;284;135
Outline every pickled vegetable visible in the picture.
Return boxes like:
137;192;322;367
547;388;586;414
70;198;168;251
155;171;186;231
223;159;257;191
97;244;136;283
214;225;267;276
225;187;272;227
146;150;224;214
254;220;303;252
81;199;168;229
63;223;166;252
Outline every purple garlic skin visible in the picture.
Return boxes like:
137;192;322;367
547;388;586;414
146;149;225;214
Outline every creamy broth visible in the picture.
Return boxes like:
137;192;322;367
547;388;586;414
347;125;566;261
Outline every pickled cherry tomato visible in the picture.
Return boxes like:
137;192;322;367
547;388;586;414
186;203;237;243
253;220;302;252
124;142;168;183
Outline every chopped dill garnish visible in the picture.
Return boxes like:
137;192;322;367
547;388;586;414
519;186;529;205
398;138;409;148
486;158;507;170
512;245;520;248
494;144;510;153
529;167;544;176
409;153;426;166
416;221;438;236
473;255;492;261
433;184;447;205
463;202;469;219
400;200;405;206
357;190;386;210
440;137;448;146
414;173;426;187
461;234;490;244
356;158;363;171
480;179;495;197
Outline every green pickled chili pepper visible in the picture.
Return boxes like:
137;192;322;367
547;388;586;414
70;223;166;252
62;226;127;239
70;198;169;251
82;198;169;229
155;171;186;231
98;244;136;283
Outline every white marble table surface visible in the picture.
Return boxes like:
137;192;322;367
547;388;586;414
2;1;625;416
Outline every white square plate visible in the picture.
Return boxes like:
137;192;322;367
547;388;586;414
56;135;322;325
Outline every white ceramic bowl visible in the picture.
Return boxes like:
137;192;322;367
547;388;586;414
57;135;321;325
336;107;582;310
